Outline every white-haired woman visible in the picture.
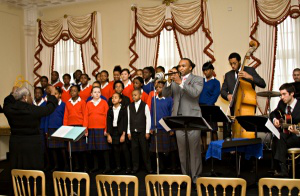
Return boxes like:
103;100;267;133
3;86;58;170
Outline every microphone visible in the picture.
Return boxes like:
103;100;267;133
154;71;180;80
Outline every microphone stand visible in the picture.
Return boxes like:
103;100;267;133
153;76;160;196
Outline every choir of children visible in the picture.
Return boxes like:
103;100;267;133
37;66;178;174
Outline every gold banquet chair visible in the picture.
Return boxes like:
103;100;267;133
258;178;300;196
11;169;46;196
145;174;191;196
288;148;300;179
96;175;139;196
196;177;246;196
53;171;90;196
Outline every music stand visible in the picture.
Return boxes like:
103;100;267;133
200;105;231;176
235;115;275;184
163;116;212;177
51;126;86;172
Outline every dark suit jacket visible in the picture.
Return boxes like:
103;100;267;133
270;98;300;125
106;105;128;135
221;66;266;101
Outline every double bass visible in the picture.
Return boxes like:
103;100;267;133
230;41;258;138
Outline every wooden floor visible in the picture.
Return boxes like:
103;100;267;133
0;150;299;195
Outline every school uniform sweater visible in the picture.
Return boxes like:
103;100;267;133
79;84;92;102
198;77;220;105
122;81;134;102
61;85;71;103
141;90;149;103
101;82;114;100
143;80;154;94
63;97;86;126
83;99;108;129
45;100;65;129
52;81;63;88
150;97;173;130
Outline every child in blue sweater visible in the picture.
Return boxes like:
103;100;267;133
46;87;68;171
150;80;177;173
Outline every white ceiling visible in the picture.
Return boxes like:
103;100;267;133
2;0;97;9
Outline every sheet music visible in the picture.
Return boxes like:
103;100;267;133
159;118;171;132
51;126;73;138
265;119;280;139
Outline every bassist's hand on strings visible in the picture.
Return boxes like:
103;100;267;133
238;71;254;81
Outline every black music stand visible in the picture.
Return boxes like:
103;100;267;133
163;116;212;177
51;126;86;172
235;115;276;184
200;105;231;176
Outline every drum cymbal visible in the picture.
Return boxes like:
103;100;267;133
257;91;280;97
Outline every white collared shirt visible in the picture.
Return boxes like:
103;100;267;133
144;79;153;85
155;95;165;100
62;85;71;91
80;84;90;91
91;98;101;106
101;82;109;89
58;99;62;106
286;98;297;113
113;104;121;127
205;76;215;82
69;97;81;106
52;80;60;86
33;99;45;106
235;67;242;79
127;99;151;134
124;80;132;88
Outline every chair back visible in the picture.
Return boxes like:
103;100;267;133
53;171;90;196
258;178;300;196
11;169;46;196
196;177;246;196
145;174;191;196
96;175;138;196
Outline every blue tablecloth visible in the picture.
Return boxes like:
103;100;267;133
205;139;263;160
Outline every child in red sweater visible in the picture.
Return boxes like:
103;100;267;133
133;76;148;103
96;70;113;100
83;86;110;173
63;85;87;171
121;69;134;102
51;71;63;88
61;73;71;103
79;73;92;102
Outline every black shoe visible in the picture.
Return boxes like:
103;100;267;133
274;163;289;177
125;168;132;174
131;169;138;174
112;167;121;174
102;168;111;174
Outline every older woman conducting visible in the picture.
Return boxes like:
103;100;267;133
3;86;58;170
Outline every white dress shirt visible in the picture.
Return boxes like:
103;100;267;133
124;80;132;88
33;99;45;106
101;82;109;89
127;99;151;134
113;104;121;127
91;98;101;106
69;97;81;106
286;98;297;113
